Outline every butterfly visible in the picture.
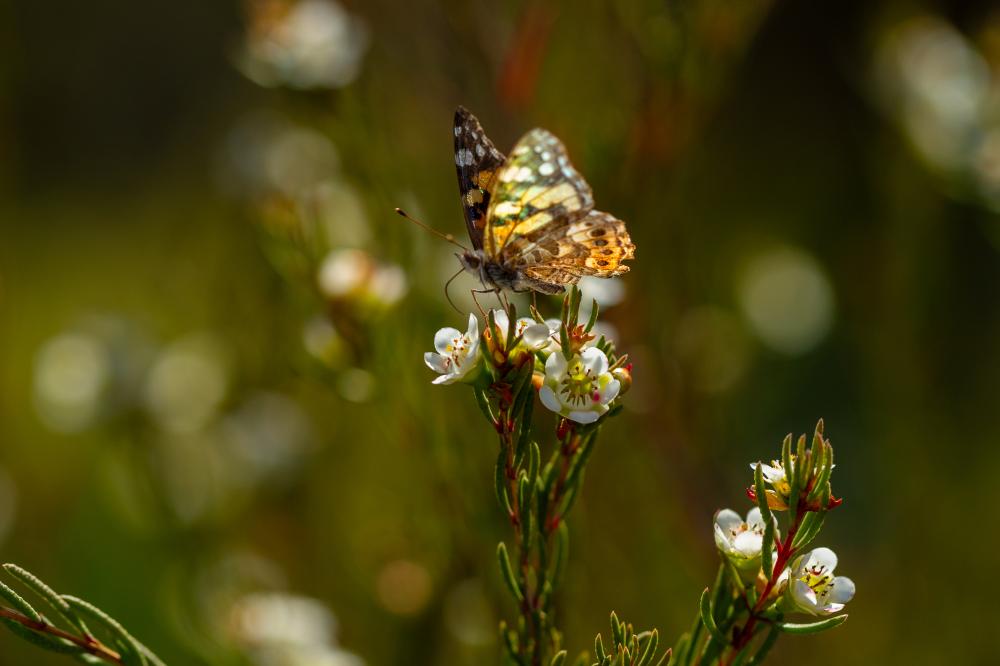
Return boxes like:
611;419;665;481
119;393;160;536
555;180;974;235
452;106;635;295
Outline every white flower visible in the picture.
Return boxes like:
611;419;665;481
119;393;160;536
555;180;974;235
239;0;369;90
750;459;791;496
714;507;772;569
491;310;551;351
784;547;855;615
424;315;480;385
538;348;620;424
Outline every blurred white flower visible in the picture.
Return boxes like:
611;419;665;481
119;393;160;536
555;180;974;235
144;335;229;433
874;15;990;171
33;332;111;432
538;348;620;424
240;0;369;90
317;249;408;309
443;579;494;647
577;276;626;310
230;592;336;649
737;246;834;356
336;367;375;403
425;314;480;385
222;392;315;480
781;547;855;615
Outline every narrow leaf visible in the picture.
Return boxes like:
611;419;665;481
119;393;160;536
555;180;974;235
777;614;847;634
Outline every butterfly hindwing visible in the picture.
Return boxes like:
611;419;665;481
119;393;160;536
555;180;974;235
454;106;506;251
516;211;635;285
484;128;594;257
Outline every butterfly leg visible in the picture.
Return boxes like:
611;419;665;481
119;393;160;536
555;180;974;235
470;288;492;319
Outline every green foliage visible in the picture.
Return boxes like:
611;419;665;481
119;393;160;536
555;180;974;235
0;564;165;665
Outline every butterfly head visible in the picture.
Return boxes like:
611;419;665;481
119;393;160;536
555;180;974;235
458;249;489;283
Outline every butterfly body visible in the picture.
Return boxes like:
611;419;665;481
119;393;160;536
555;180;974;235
453;107;634;295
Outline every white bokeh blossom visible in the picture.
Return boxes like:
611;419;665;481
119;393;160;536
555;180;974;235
538;348;620;424
782;547;855;616
425;315;481;385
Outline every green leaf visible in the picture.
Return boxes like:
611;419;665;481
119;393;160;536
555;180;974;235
0;579;40;621
496;542;523;602
495;448;511;512
698;588;727;645
0;618;83;655
528;441;540;485
61;596;148;666
585;299;599;332
791;511;826;552
595;633;607;660
550;650;567;666
474;387;496;424
777;614;847;634
550;521;569;588
753;466;774;578
4;563;88;635
637;628;658;666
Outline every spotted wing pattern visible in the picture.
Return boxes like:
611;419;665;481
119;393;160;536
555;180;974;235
514;211;635;286
454;107;506;250
483;128;594;257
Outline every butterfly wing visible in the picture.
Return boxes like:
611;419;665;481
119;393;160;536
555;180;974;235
516;210;635;286
454;107;507;250
483;128;594;257
483;128;633;289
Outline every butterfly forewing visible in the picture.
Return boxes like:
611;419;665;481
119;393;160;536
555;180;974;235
483;128;594;257
454;106;506;251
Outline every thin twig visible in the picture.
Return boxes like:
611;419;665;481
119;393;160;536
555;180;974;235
0;605;123;664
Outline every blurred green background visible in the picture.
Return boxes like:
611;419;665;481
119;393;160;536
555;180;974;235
2;0;1000;664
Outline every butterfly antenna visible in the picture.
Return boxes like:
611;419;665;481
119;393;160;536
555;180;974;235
443;266;464;314
395;208;468;251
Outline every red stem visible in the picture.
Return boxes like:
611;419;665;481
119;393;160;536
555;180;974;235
0;606;122;664
721;502;807;665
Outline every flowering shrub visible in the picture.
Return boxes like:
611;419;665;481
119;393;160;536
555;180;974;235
426;289;853;666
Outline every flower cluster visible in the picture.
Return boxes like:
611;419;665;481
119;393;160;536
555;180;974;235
423;291;630;425
683;420;854;665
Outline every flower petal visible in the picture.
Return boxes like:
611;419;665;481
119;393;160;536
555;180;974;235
714;509;743;534
424;352;450;374
521;323;551;349
828;576;855;605
433;327;463;354
545;349;568;376
600;377;620;403
432;373;456;385
538;386;562;414
732;530;763;558
746;507;764;530
491;310;510;340
579;347;609;375
714;524;732;553
567;409;600;424
807;547;838;572
792;579;820;615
